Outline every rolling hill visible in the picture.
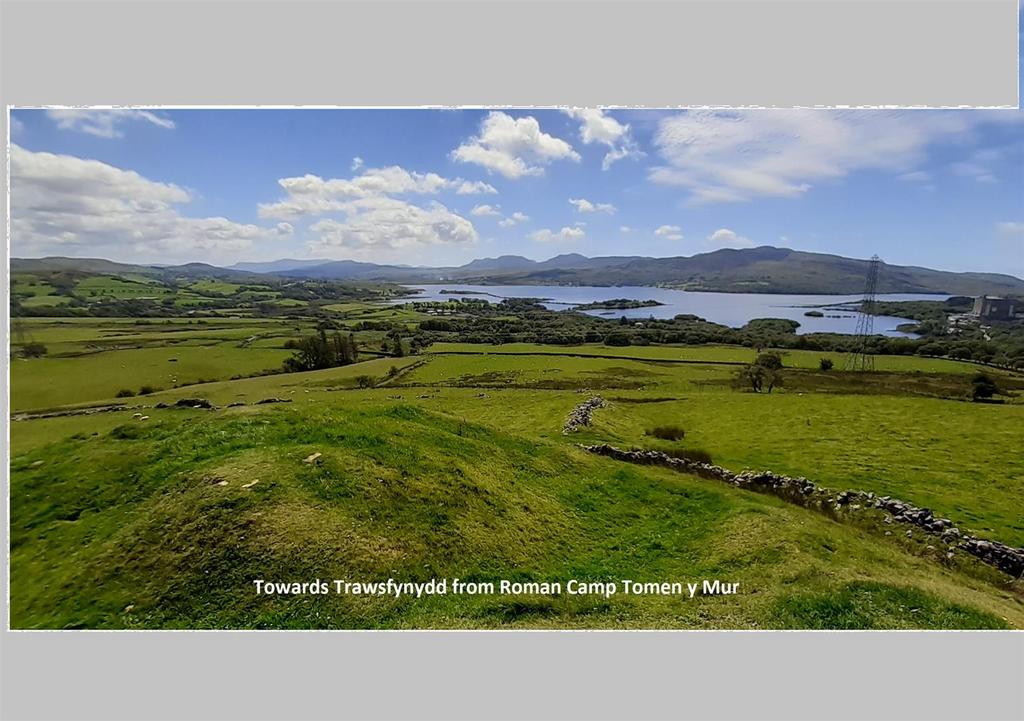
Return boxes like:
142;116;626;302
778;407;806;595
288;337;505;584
12;246;1024;295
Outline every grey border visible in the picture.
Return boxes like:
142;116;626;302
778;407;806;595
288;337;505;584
3;1;1023;720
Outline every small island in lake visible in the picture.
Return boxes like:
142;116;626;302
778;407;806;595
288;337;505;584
804;310;825;317
575;298;665;310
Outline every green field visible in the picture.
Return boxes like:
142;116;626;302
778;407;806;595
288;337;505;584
429;342;1001;374
9;295;1024;629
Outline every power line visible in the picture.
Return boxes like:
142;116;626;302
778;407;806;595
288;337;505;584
845;254;881;372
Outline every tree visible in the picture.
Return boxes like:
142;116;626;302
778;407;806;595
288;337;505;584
283;330;358;372
393;338;405;357
737;359;783;393
755;351;784;370
20;342;48;358
819;357;834;371
971;373;998;401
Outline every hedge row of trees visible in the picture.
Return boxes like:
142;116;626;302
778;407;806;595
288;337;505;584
283;329;359;372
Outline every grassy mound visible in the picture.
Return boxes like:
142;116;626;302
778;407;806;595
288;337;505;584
10;403;1022;629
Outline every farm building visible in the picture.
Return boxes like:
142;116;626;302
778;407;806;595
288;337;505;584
971;296;1017;320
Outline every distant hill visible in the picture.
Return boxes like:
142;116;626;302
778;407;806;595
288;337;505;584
11;247;1024;295
228;258;333;274
10;257;163;276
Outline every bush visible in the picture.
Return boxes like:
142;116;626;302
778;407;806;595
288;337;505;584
388;365;400;378
115;389;135;398
138;385;156;395
819;357;834;371
20;342;48;358
646;425;686;441
355;375;375;388
970;373;998;401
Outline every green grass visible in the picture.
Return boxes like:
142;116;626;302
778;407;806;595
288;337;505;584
590;392;1024;546
11;402;1022;629
430;342;1003;375
19;294;71;308
11;344;292;411
9;325;1024;629
186;279;244;295
76;275;172;299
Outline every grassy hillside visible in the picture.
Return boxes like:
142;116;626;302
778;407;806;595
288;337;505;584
9;265;1024;629
10;343;1024;629
10;399;1021;629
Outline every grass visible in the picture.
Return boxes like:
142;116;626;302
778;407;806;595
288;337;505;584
592;391;1024;546
429;342;1005;375
11;344;292;411
9;313;1024;629
76;275;172;299
10;402;1022;629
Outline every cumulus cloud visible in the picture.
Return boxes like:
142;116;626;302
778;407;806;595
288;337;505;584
706;228;753;248
529;226;585;243
45;109;175;138
451;111;579;179
275;222;294;235
498;211;529;228
10;144;274;263
306;197;477;259
455;180;498;195
650;110;1021;205
654;224;683;241
471;204;501;217
564;108;644;170
259;165;495;219
351;156;364;171
569;197;616;214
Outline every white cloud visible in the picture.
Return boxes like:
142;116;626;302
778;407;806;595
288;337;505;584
564;108;644;170
569;197;616;214
10;144;274;263
619;225;634;233
706;228;753;248
45;109;175;138
259;165;495;219
498;211;529;228
650;109;1021;205
995;221;1024;238
455;180;498;195
529;226;585;243
275;222;294;235
451;111;579;179
654;224;683;241
471;204;501;217
307;197;477;259
10;115;25;137
351;156;364;171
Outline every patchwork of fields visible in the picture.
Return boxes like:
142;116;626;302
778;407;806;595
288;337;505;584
8;303;1024;629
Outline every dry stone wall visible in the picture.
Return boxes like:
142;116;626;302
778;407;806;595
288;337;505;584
579;444;1024;578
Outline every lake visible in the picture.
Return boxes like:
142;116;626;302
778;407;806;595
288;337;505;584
399;284;951;337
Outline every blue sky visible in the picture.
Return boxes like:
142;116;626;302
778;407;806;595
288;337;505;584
9;107;1024;276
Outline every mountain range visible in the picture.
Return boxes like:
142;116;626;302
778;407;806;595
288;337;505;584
12;246;1024;296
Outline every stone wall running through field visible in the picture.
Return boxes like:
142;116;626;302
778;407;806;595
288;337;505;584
579;444;1024;578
